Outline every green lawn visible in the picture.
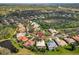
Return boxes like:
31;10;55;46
34;47;79;55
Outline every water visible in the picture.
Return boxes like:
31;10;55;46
0;40;18;53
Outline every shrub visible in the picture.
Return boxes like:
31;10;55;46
0;47;11;55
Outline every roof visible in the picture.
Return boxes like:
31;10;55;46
36;40;46;47
16;33;26;38
64;38;75;44
17;23;24;28
18;36;29;41
47;40;58;50
72;35;79;41
18;27;26;33
47;40;57;48
55;38;67;46
17;23;26;33
36;32;44;38
48;29;58;34
23;40;35;47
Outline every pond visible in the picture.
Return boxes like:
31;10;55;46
0;40;18;53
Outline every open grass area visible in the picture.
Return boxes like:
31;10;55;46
33;46;79;55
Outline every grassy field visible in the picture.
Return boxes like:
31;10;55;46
22;46;79;55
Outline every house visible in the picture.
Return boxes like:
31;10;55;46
16;32;27;41
36;32;44;38
64;38;76;44
16;32;26;38
18;36;29;41
48;29;59;37
32;25;40;32
30;21;40;32
3;19;10;25
55;33;69;38
8;19;15;23
36;40;46;49
72;35;79;42
23;40;35;47
48;29;58;34
17;23;26;33
32;22;40;28
54;37;67;46
47;38;58;50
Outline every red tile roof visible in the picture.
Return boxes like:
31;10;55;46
18;36;29;41
36;32;44;37
23;40;35;47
